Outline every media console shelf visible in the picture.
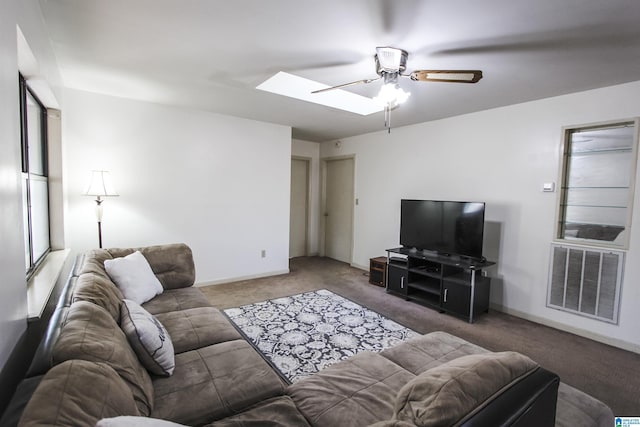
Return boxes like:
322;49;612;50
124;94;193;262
385;247;495;323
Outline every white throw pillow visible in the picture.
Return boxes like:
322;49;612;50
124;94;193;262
121;299;175;376
97;416;187;426
105;251;163;304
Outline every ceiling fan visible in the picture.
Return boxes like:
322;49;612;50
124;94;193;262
311;46;483;131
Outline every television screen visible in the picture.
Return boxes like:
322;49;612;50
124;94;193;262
400;199;485;259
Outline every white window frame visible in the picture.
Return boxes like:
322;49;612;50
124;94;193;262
20;74;51;277
555;118;640;250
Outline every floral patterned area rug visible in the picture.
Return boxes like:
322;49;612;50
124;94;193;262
223;289;419;383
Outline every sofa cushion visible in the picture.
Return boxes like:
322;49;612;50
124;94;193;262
155;306;242;354
108;243;195;290
150;340;286;426
555;382;614;427
121;299;175;376
18;360;139;427
105;251;164;304
142;287;212;315
72;272;124;322
287;352;415;427
390;352;538;427
52;301;155;416
208;396;312;427
380;331;489;375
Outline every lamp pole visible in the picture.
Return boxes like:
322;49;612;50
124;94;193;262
85;170;118;249
94;195;104;248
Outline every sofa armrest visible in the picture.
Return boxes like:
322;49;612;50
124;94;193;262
25;306;69;377
460;366;559;427
0;376;43;427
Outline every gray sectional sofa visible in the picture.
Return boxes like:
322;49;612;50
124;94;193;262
3;243;613;427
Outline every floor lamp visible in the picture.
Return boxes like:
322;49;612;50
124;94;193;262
84;170;119;248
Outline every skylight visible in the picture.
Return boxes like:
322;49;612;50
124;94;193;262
256;72;383;116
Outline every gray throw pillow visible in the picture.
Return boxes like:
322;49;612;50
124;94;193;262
121;299;175;376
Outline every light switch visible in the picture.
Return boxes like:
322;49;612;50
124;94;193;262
543;182;555;192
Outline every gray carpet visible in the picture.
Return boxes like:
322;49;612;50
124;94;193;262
200;256;640;415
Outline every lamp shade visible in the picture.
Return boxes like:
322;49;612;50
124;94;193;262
84;170;119;197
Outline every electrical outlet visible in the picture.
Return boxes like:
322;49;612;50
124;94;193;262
261;249;266;258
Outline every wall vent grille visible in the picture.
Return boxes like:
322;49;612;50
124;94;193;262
547;243;624;324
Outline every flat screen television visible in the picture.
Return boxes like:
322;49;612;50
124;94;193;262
400;199;485;260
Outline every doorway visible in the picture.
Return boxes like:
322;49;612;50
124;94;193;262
323;157;354;264
290;157;310;258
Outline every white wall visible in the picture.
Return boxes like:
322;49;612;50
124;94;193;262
0;0;26;373
292;139;320;255
63;89;292;284
0;0;62;372
320;80;640;352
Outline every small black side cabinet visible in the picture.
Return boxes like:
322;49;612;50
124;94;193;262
369;256;387;287
385;247;495;323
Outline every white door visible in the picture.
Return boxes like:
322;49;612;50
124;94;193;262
290;158;309;258
324;158;354;263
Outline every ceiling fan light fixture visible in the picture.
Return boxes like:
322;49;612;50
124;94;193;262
375;47;408;74
373;83;410;108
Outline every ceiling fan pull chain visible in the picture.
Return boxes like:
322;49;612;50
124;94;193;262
385;105;391;133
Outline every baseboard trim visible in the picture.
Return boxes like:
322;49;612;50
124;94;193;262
492;303;640;354
351;262;368;271
195;269;290;287
290;252;320;259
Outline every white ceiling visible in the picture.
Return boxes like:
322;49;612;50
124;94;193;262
38;0;640;142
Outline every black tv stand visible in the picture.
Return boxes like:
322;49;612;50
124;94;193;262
385;247;495;323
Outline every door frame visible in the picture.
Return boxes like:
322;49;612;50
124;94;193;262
290;156;311;257
320;155;355;264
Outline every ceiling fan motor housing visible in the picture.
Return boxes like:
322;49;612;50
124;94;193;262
375;47;408;75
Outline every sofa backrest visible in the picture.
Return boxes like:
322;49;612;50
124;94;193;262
18;360;140;427
107;243;195;290
71;243;195;323
459;366;559;427
51;301;155;416
25;243;196;379
73;272;125;321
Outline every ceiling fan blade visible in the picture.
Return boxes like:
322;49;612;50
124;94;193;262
409;70;483;83
311;77;381;94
